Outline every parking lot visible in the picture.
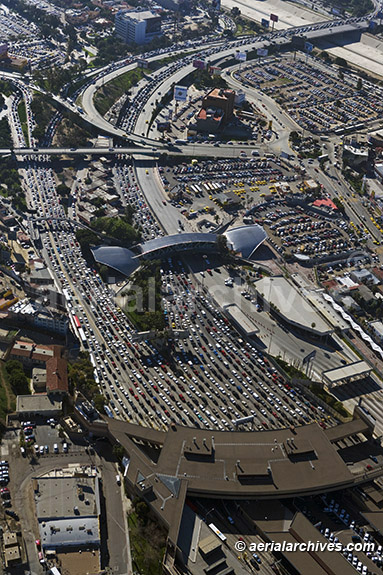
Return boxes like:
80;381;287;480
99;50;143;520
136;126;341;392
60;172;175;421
20;420;82;458
9;39;66;69
0;9;38;40
237;54;383;134
162;156;294;224
251;199;360;261
296;483;383;575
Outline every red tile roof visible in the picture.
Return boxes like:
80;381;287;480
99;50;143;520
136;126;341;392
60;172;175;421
46;356;68;394
313;198;338;210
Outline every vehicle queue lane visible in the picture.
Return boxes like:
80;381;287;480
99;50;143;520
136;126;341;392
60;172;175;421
187;257;357;379
33;190;308;436
35;206;339;434
16;78;341;434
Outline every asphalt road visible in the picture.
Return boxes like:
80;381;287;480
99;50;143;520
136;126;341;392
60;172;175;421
134;161;193;235
221;0;329;29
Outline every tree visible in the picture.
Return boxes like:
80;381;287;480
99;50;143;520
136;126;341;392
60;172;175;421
357;77;363;91
135;500;150;526
216;234;229;255
335;56;348;68
5;360;24;375
112;443;125;461
56;183;71;196
289;131;300;143
5;360;29;395
332;197;345;213
94;394;106;413
319;52;328;62
68;352;99;400
91;216;140;244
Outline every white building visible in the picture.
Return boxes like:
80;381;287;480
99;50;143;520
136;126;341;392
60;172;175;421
8;299;68;335
115;9;161;44
370;320;383;343
234;90;246;106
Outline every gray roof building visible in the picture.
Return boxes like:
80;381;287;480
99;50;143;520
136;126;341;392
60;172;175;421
35;476;101;550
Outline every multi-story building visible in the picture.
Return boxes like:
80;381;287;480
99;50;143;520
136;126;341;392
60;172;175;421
202;88;235;123
115;9;161;44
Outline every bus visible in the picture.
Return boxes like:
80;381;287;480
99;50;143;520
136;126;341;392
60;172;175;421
209;523;227;542
73;315;81;329
62;289;72;303
237;110;256;120
78;328;88;347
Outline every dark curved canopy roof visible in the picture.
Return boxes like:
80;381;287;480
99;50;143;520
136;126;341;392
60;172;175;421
91;246;139;277
139;233;217;257
224;224;267;259
91;226;267;276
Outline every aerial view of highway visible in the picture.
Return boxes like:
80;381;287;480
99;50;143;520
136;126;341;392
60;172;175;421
1;0;383;574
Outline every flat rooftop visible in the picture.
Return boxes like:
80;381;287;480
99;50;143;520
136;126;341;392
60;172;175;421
39;517;100;549
255;276;333;336
16;394;62;414
362;512;383;535
324;419;370;442
322;361;372;385
272;512;358;575
79;415;378;549
122;9;158;20
35;476;100;520
110;420;355;499
223;304;259;335
56;549;100;575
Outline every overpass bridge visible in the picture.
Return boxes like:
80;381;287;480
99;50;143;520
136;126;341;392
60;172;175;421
74;19;370;144
0;144;262;159
6;146;162;157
